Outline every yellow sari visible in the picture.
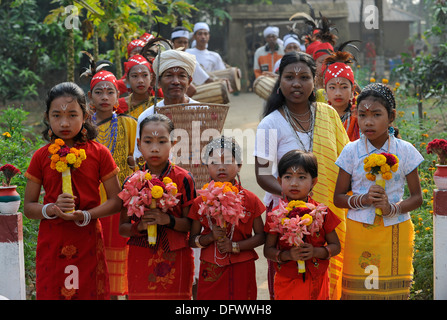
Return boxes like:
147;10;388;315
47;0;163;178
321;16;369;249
96;114;137;296
122;93;154;119
312;102;350;300
342;216;414;300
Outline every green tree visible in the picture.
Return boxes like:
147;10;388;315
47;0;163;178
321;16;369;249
45;0;196;79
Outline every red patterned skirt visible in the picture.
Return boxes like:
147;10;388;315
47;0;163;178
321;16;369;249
127;245;194;300
197;259;257;300
36;219;110;300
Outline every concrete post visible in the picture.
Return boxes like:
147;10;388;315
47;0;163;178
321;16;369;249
433;189;447;300
0;212;26;300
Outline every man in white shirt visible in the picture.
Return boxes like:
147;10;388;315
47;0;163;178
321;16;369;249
133;50;199;160
253;26;284;78
186;22;226;73
170;26;213;87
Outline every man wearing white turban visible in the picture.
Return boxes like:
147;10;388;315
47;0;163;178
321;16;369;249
253;25;284;78
171;26;212;87
186;22;226;73
133;49;200;160
273;34;304;73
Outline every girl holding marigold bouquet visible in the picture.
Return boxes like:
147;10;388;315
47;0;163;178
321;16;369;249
333;83;424;300
119;114;196;300
188;136;265;300
264;149;341;300
24;82;123;300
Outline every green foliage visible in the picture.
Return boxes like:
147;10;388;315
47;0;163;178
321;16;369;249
393;97;447;300
0;106;44;299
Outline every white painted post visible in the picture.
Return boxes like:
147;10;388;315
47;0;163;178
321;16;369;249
0;212;26;300
433;190;447;300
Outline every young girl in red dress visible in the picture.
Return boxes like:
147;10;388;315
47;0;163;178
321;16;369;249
119;114;196;300
264;149;341;300
188;136;266;300
24;82;122;300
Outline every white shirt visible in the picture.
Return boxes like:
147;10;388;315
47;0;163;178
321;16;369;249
186;47;226;73
133;98;199;159
253;109;312;207
192;63;210;85
335;135;424;226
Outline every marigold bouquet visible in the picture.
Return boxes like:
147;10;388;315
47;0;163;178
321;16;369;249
118;170;179;244
363;152;399;215
48;139;87;213
0;164;21;187
426;138;447;165
197;180;245;228
268;199;328;273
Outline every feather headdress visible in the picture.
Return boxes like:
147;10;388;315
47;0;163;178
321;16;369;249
79;51;112;79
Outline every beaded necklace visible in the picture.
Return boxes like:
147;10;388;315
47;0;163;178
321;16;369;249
93;112;118;155
282;103;315;152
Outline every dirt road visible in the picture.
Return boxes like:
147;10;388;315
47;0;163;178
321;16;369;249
222;92;270;300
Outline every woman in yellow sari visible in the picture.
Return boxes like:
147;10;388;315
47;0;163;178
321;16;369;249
254;52;349;300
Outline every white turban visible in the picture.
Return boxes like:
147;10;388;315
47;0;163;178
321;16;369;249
263;26;279;38
193;22;210;33
171;29;190;40
153;49;196;77
283;37;300;49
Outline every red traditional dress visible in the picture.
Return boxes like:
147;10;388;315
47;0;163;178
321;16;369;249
126;161;196;300
188;186;265;300
25;140;119;300
265;197;341;300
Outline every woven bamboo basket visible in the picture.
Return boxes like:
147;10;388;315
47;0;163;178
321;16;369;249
155;103;229;189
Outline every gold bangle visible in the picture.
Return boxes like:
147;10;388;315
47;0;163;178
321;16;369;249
194;235;206;248
231;241;240;254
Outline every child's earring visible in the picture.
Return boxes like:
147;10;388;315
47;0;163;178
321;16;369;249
388;126;395;137
137;156;146;170
90;103;96;112
48;128;54;139
81;125;88;141
276;87;281;95
351;96;356;106
113;103;119;112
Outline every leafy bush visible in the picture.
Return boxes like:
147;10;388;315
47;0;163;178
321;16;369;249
0;106;44;299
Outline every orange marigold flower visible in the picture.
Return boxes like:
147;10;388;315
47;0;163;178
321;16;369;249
48;144;61;154
54;138;65;146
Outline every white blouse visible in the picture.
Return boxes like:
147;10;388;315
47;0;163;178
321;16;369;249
335;135;424;226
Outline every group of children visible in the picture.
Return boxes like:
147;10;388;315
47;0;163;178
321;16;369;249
22;22;425;301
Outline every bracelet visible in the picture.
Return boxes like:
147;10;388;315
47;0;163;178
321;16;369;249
323;246;332;260
231;241;240;254
42;203;57;219
75;210;91;227
275;250;284;264
194;235;206;248
348;194;368;210
386;203;401;219
167;214;176;229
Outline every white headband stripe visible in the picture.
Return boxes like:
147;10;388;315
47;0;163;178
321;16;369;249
171;30;190;40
